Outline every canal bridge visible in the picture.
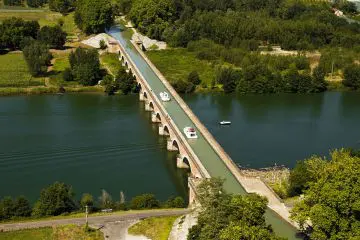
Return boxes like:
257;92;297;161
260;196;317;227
107;26;300;239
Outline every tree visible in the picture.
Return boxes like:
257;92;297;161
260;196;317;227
216;67;240;93
27;0;47;8
343;64;360;90
0;197;14;220
0;18;39;50
172;80;195;93
164;196;185;208
312;66;327;92
74;0;113;34
23;41;52;76
3;0;22;6
115;68;136;94
130;193;160;209
113;0;133;15
32;182;76;216
291;149;360;239
49;0;74;15
188;71;201;85
188;178;283;240
99;189;114;209
13;196;31;217
99;39;107;50
69;48;102;85
80;193;94;209
37;25;67;49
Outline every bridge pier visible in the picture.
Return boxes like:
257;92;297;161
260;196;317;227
177;155;190;169
151;113;161;123
145;101;154;112
167;140;178;151
158;124;170;136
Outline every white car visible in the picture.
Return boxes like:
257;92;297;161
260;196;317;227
184;127;198;139
159;92;171;102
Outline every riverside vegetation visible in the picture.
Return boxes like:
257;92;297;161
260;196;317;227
0;181;185;222
119;0;360;94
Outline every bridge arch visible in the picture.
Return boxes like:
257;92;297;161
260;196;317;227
172;139;179;151
148;101;154;111
163;125;170;136
155;112;162;122
143;91;148;99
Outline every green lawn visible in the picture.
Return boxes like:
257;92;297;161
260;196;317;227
100;53;122;76
146;48;216;87
0;225;103;240
0;52;45;87
128;216;179;240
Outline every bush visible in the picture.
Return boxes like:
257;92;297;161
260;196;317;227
188;71;201;85
343;64;360;90
62;68;73;81
172;80;195;93
130;193;160;210
99;39;107;50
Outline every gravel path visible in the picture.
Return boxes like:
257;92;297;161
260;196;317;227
0;209;190;232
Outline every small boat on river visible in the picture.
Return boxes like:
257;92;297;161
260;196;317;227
219;121;231;125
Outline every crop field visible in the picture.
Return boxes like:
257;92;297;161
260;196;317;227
0;52;45;87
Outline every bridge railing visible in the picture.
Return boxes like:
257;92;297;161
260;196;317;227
113;33;210;179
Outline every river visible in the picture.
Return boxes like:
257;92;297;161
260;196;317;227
184;91;360;168
1;92;359;202
0;94;188;202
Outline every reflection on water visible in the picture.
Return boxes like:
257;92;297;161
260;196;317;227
183;92;360;168
0;94;188;202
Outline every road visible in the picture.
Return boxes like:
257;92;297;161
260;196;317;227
0;209;189;232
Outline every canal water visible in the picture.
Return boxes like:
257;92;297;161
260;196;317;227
184;92;360;168
0;94;188;202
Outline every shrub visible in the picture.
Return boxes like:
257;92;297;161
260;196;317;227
188;71;201;85
130;193;160;210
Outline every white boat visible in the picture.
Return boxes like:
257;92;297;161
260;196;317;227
183;127;198;139
220;121;231;125
159;92;171;102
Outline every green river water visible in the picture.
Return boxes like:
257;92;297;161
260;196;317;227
0;92;359;238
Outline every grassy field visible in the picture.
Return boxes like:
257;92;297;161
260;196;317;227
0;52;45;88
0;225;103;240
146;49;216;87
100;53;122;76
128;216;179;240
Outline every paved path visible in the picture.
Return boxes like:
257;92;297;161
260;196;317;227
0;209;189;232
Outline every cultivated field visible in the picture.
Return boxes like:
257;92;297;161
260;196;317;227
0;52;45;87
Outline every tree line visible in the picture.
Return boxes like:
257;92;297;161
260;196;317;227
0;182;185;220
121;0;360;51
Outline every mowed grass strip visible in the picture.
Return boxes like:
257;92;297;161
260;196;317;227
146;48;216;86
128;216;179;240
0;52;45;87
100;53;122;76
0;224;104;240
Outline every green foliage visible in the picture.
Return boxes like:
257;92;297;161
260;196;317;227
129;0;176;40
115;68;137;94
188;71;201;85
99;39;107;50
68;48;102;85
23;41;52;76
0;17;39;50
80;193;94;209
163;196;185;208
26;0;48;8
188;178;283;240
113;0;133;15
74;0;113;34
32;182;76;217
0;196;15;220
62;67;73;81
3;0;23;6
98;189;114;209
215;67;240;93
291;149;360;239
13;196;32;217
130;193;160;210
102;74;116;95
172;79;195;93
37;25;67;49
49;0;75;15
343;64;360;90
